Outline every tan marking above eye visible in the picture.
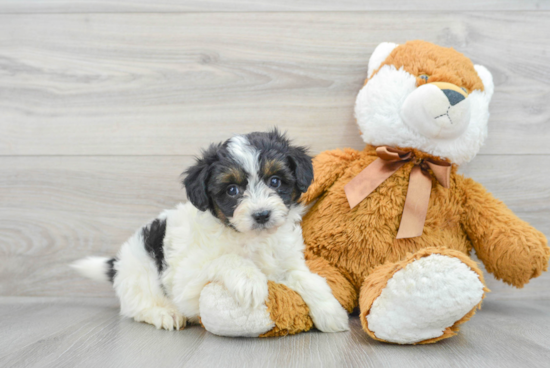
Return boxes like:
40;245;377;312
262;159;284;177
219;168;246;184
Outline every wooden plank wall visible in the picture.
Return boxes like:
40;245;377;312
0;1;548;298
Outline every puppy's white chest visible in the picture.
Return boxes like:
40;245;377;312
238;241;281;279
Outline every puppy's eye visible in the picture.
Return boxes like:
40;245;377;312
226;185;240;197
419;74;429;82
268;176;281;189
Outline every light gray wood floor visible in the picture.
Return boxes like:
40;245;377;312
0;0;549;367
1;295;549;368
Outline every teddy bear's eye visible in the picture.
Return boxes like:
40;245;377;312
419;74;429;82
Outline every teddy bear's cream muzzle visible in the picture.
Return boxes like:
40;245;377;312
400;82;471;140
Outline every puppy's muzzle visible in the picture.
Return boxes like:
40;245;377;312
252;210;271;225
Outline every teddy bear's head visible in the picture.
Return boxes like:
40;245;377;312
355;40;494;165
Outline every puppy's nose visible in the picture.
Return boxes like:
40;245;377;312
442;89;465;106
252;210;271;224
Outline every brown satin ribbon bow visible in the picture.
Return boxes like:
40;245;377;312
344;146;451;239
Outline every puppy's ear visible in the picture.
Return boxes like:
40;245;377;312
288;146;314;194
183;144;219;211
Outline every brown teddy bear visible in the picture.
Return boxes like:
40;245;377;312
199;40;549;344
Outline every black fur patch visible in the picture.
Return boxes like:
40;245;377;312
207;162;248;224
183;143;221;212
142;218;167;274
247;129;314;201
106;257;117;283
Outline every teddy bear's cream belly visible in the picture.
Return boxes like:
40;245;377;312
302;175;471;289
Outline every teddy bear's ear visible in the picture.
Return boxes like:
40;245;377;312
367;42;399;78
474;64;494;101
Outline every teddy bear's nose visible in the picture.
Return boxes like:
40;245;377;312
442;89;465;106
428;81;468;107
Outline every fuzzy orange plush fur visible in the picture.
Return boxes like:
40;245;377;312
256;40;549;344
301;145;548;290
371;40;485;92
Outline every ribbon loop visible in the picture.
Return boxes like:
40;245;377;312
344;146;451;239
375;146;412;161
425;160;451;188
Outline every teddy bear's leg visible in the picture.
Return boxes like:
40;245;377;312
359;247;489;344
199;256;357;337
199;281;313;337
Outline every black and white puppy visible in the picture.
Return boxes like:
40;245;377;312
73;130;349;335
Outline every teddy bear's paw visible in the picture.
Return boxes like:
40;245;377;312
366;254;484;344
134;306;186;331
199;282;275;337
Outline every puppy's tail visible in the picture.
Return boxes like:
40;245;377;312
71;256;117;283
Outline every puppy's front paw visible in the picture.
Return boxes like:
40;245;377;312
234;278;269;309
226;274;269;309
310;302;349;333
135;306;186;331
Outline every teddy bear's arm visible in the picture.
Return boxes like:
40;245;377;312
301;149;360;205
460;176;549;288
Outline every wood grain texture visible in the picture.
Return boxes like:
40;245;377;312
0;155;547;298
0;2;548;364
1;297;549;368
0;0;547;13
0;12;549;155
0;156;192;297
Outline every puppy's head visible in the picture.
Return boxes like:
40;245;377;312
183;129;313;233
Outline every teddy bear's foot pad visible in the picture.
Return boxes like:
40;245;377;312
367;254;484;344
199;283;275;337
